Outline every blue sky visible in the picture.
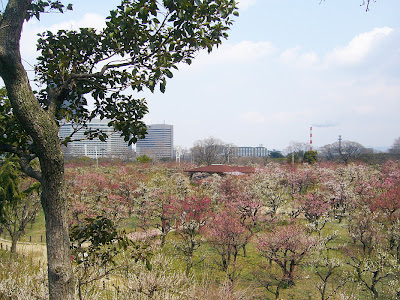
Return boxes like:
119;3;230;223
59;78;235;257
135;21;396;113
16;0;400;151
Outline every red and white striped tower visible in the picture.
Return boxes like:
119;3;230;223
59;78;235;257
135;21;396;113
309;126;313;151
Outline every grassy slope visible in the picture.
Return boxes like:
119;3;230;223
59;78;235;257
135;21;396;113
20;210;46;244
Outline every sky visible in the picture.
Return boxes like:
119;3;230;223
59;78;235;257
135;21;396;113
12;0;400;151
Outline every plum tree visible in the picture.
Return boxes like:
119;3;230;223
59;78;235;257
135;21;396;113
0;1;237;298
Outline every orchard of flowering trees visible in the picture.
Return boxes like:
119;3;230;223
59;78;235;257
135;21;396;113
1;159;400;299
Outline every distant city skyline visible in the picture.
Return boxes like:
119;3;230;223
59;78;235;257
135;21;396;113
16;0;400;151
144;121;390;152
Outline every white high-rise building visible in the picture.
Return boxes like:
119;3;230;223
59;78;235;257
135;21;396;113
136;124;174;159
59;119;130;159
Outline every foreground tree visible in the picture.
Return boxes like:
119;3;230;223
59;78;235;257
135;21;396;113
345;241;398;299
248;167;286;217
70;216;151;300
308;234;347;300
257;224;319;288
134;171;193;247
0;157;41;253
66;169;130;227
295;189;331;233
171;195;211;274
207;204;247;287
0;1;237;298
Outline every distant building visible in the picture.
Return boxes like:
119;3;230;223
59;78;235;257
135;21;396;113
231;146;269;158
136;124;174;159
59;119;130;159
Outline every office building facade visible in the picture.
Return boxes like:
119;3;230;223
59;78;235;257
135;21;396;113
231;146;269;158
59;119;130;159
136;124;174;159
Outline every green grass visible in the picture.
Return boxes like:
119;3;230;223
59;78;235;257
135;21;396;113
159;231;330;299
5;211;394;299
20;209;46;244
119;215;139;232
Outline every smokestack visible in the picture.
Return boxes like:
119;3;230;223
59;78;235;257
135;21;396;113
310;126;313;151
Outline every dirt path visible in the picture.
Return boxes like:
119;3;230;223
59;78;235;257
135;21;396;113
0;238;47;259
0;228;162;261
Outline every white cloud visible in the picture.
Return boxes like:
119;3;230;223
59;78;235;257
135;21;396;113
21;13;106;62
280;46;319;67
237;0;257;10
47;13;106;32
215;41;274;62
280;46;301;62
325;27;394;66
185;40;274;70
279;28;396;71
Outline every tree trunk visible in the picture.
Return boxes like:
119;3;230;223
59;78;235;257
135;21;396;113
11;234;19;254
186;256;193;275
41;155;74;299
275;287;280;300
242;244;247;257
161;230;167;247
8;223;24;255
321;282;327;300
0;1;74;296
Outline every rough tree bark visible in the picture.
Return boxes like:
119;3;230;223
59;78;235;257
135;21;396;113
0;0;74;298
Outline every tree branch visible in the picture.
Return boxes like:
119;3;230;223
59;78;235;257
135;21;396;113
19;155;41;181
61;11;175;89
0;141;41;180
0;141;21;154
0;0;31;56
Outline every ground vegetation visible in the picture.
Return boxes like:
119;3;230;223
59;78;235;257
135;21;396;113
1;159;399;299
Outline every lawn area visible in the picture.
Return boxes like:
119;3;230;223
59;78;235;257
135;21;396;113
19;210;46;244
2;204;393;299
